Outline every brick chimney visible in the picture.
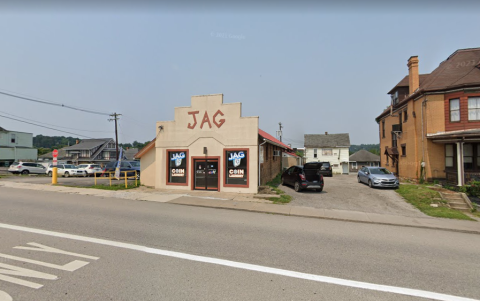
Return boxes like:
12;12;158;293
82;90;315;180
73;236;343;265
76;139;79;144
325;132;328;135
407;56;419;95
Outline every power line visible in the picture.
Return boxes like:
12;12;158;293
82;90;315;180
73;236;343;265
0;113;95;139
0;89;111;116
0;110;112;133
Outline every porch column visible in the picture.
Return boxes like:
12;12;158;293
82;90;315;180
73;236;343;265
456;142;464;186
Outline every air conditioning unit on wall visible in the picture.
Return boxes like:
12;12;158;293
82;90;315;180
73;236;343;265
273;150;281;157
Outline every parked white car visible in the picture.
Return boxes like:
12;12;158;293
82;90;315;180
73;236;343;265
8;162;46;175
46;164;86;177
76;164;103;177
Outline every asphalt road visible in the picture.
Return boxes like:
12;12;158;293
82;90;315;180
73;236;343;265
1;188;479;301
281;174;426;217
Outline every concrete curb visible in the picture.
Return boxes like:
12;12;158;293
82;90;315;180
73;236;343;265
2;181;480;235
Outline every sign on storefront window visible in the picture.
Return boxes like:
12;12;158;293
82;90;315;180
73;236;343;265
168;151;187;184
225;150;248;186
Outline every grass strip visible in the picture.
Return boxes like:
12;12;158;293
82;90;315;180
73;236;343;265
396;184;474;220
266;173;292;204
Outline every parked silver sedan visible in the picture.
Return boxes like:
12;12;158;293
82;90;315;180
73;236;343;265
357;166;399;188
46;164;86;177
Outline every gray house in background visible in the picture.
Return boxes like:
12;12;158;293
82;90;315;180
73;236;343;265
349;149;380;172
39;138;127;166
0;126;37;166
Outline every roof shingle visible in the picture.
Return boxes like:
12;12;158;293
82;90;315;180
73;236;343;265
304;133;350;148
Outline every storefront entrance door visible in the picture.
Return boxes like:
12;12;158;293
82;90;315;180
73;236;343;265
194;159;219;191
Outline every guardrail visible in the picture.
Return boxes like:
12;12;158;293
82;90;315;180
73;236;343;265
94;171;138;188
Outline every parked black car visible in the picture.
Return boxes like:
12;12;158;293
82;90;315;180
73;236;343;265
103;160;141;179
281;163;324;192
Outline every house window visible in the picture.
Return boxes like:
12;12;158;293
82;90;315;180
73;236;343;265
322;149;332;156
313;148;317;158
468;97;480;121
450;99;460;122
446;144;454;167
382;120;385;138
225;149;248;187
399;111;403;124
167;150;188;185
477;145;480;167
401;144;406;156
351;162;357;170
392;132;397;148
404;109;408;122
11;134;16;143
464;144;473;170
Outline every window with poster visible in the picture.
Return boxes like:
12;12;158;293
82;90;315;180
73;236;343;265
166;149;188;185
224;149;248;187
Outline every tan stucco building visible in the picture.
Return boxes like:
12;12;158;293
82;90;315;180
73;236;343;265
136;94;292;193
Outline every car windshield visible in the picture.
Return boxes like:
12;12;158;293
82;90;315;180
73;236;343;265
64;165;76;169
130;161;140;167
369;168;391;175
91;165;101;168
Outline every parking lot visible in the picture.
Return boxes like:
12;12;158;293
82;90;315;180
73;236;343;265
280;174;427;217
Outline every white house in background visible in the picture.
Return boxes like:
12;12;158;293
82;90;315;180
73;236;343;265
304;132;351;174
0;126;37;166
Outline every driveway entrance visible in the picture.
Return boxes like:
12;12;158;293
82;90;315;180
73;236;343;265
280;174;426;217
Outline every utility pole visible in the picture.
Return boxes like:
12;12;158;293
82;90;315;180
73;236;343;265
109;113;122;160
277;122;283;142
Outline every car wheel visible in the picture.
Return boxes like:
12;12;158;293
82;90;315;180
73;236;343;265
357;176;361;183
21;170;29;175
48;171;52;177
368;179;373;188
316;188;323;192
294;181;301;192
64;172;70;178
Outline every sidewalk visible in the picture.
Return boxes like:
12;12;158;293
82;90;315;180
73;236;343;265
1;181;480;235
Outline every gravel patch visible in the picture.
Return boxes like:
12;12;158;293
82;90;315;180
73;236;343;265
280;174;427;217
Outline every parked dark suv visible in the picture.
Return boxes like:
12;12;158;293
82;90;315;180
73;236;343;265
318;162;333;177
103;160;141;179
281;163;324;192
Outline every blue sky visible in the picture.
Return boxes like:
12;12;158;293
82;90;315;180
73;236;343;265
1;2;479;148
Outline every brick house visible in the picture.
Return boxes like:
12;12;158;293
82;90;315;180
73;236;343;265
258;129;292;185
376;47;480;185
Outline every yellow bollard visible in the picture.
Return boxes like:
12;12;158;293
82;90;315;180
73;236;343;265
52;167;58;184
125;171;127;188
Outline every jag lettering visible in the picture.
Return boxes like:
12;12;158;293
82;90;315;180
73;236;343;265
187;110;225;129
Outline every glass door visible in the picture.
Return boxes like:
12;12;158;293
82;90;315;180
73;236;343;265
194;159;218;191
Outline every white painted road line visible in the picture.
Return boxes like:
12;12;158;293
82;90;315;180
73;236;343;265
0;290;12;301
0;222;477;301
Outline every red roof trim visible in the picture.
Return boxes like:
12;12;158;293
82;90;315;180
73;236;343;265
259;129;292;151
